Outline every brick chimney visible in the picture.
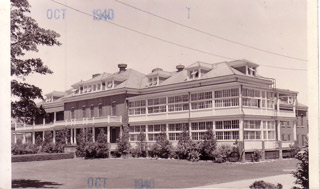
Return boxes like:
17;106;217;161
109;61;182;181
176;65;185;72
118;64;127;73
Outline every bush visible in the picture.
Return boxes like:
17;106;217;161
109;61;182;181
176;127;194;160
198;129;217;160
249;180;283;189
289;143;300;158
292;145;308;189
76;128;94;157
11;143;38;155
188;149;200;162
212;144;232;163
149;133;173;158
251;150;262;162
131;132;147;158
116;127;131;158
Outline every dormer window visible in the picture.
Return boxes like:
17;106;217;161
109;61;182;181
80;86;83;94
97;83;101;90
83;86;87;93
102;82;106;90
190;69;199;79
107;81;114;89
247;66;256;76
148;77;159;86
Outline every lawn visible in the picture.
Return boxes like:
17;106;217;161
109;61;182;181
12;158;298;188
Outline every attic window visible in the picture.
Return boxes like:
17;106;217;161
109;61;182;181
189;69;199;80
148;77;158;86
247;66;256;76
107;81;114;89
102;82;106;90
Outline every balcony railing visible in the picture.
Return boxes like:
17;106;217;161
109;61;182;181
15;115;122;131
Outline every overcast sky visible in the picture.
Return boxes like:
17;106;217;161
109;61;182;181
25;0;308;105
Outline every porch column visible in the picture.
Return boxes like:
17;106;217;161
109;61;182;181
276;93;280;111
277;121;281;141
14;133;17;144
53;130;56;144
293;121;297;141
32;132;35;144
43;118;46;126
22;133;26;144
70;129;73;144
107;126;110;143
54;112;56;124
74;128;77;144
42;131;45;141
92;127;95;142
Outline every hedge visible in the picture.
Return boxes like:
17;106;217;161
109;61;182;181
12;153;74;162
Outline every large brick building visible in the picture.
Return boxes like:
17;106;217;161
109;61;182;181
12;59;308;153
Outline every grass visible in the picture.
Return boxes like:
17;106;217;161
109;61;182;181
12;158;298;188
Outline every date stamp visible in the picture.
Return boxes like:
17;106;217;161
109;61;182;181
87;177;107;188
47;9;66;20
92;9;114;21
134;178;154;189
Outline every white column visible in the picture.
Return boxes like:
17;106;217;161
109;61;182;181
54;112;56;124
43;118;46;126
239;119;244;142
14;133;17;144
22;133;26;144
277;121;281;141
276;93;280;111
293;121;297;141
53;130;56;144
74;128;77;144
107;126;110;143
42;131;45;141
32;132;35;144
70;129;73;144
92;127;95;142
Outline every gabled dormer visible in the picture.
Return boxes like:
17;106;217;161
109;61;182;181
185;61;212;80
227;59;259;76
146;68;172;87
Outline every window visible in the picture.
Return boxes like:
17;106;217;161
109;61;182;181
168;94;189;112
148;77;158;86
97;83;101;91
214;120;239;140
214;88;239;108
82;106;86;118
90;105;94;118
148;97;166;114
261;121;275;140
107;81;113;89
189;69;199;80
244;120;262;140
215;120;239;129
147;124;165;133
111;102;116;116
93;85;97;91
169;133;180;141
98;104;103;117
71;108;75;119
128;100;146;115
242;88;262;108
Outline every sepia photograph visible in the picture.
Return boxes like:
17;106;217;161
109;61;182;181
1;0;319;188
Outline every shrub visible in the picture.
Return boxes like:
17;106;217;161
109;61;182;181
176;127;193;160
76;128;94;157
213;144;233;163
131;132;147;158
12;153;74;162
292;145;308;189
188;149;200;162
149;133;173;158
116;127;131;158
249;180;283;189
11;143;38;155
289;143;300;158
198;129;217;160
251;150;262;162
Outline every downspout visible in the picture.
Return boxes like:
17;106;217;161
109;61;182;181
188;91;191;139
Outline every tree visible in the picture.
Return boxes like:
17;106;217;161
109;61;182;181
199;129;217;160
292;145;309;189
176;126;194;159
11;0;61;123
150;133;173;158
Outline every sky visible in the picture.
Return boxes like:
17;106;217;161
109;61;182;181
25;0;308;105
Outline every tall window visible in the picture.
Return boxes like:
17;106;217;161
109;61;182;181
242;88;262;108
191;92;212;110
191;121;213;140
261;121;275;140
90;105;94;118
244;120;261;140
111;102;116;116
168;123;188;141
189;69;199;80
71;108;75;119
214;88;239;107
82;106;86;118
98;104;103;117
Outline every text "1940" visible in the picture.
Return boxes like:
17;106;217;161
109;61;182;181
93;9;114;21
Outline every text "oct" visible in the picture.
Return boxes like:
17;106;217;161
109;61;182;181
47;9;66;20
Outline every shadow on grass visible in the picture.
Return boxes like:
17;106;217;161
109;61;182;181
12;179;62;188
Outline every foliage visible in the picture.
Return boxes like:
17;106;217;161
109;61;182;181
116;107;131;158
11;143;37;155
176;127;193;159
212;144;233;163
75;128;93;157
249;180;283;189
198;129;217;160
289;143;300;158
149;133;173;159
187;146;201;162
292;145;308;189
11;0;61;123
251;150;262;162
131;132;147;158
12;153;74;162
